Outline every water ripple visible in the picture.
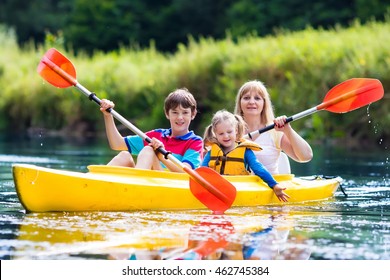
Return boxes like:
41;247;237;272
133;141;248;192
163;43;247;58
0;155;65;164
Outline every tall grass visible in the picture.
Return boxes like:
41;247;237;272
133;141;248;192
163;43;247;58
0;20;389;144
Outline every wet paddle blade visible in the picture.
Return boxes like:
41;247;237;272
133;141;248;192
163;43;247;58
37;48;77;88
189;167;236;214
321;78;384;113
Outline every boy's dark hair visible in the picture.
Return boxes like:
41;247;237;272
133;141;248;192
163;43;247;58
164;88;197;115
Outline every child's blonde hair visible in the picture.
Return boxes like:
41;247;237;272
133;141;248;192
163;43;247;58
203;109;247;146
234;80;275;125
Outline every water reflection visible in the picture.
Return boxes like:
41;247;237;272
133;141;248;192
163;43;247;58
11;210;320;260
163;215;235;260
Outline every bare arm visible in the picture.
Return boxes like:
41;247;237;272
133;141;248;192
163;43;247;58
100;99;127;151
275;116;313;162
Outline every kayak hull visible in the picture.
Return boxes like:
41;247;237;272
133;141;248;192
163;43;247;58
12;164;341;212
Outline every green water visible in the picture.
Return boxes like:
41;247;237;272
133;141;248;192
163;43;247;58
0;135;389;260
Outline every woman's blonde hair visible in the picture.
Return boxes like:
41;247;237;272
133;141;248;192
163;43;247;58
203;109;246;146
234;80;275;125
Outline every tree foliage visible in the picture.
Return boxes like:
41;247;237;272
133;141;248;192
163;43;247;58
1;0;390;53
1;20;389;143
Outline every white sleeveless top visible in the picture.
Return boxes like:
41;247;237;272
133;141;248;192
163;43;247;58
252;130;283;174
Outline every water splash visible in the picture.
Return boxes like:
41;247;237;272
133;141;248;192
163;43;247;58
366;103;389;185
39;130;44;147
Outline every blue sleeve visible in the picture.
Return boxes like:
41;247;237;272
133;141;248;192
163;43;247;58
181;138;203;169
245;149;277;188
182;148;201;169
201;151;211;167
124;135;144;155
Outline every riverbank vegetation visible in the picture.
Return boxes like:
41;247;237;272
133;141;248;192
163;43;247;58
0;20;389;146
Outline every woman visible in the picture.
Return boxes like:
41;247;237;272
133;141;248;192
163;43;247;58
234;80;313;174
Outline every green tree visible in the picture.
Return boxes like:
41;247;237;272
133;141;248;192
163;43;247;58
1;0;390;52
226;0;357;38
151;0;235;51
0;0;71;46
63;0;144;54
62;0;236;52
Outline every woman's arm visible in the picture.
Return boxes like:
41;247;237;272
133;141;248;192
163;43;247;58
274;116;313;162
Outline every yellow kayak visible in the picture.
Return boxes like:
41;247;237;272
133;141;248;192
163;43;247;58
12;164;341;212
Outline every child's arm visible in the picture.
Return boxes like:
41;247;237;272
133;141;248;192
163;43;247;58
245;149;277;187
245;150;289;202
100;99;127;150
146;137;196;172
181;137;204;169
201;151;211;167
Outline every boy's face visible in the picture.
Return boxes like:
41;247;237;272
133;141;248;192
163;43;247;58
165;105;195;136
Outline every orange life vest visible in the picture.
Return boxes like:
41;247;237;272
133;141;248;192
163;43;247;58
208;140;262;175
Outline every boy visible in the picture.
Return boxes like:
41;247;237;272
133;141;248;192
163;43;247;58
100;88;203;172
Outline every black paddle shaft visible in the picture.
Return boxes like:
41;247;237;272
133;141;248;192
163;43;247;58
247;116;294;139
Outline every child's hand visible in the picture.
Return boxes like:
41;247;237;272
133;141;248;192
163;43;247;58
100;99;115;116
149;138;164;150
273;183;289;202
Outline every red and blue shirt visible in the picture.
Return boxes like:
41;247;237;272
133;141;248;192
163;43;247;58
124;128;203;169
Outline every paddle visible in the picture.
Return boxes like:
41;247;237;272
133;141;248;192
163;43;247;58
246;78;384;139
37;48;236;214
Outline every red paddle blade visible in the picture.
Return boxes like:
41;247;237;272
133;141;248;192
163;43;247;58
189;167;236;214
320;78;384;113
37;48;77;88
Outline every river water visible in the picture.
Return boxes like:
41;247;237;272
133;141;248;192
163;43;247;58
0;135;389;260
